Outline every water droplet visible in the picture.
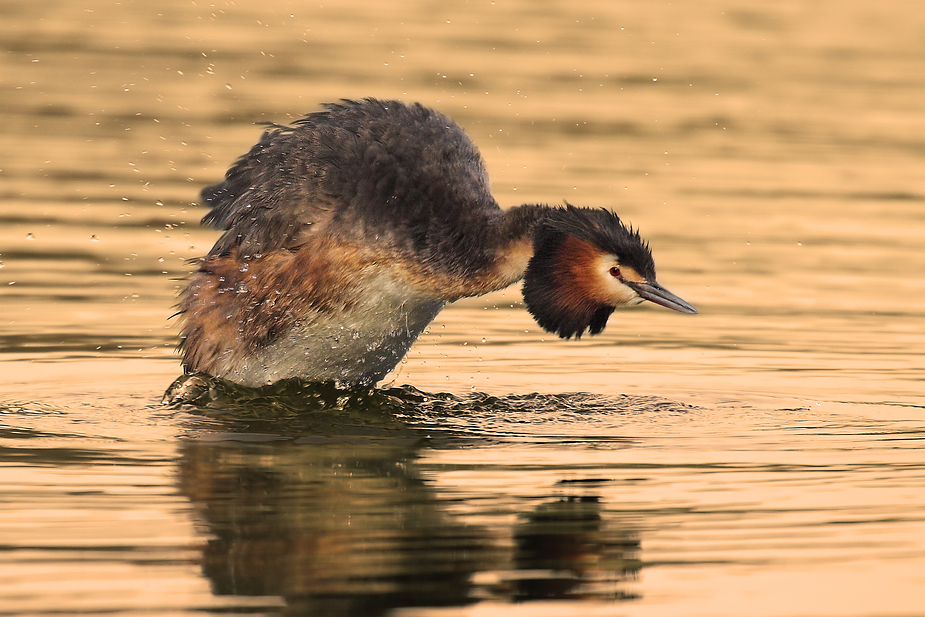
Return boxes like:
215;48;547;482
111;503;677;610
90;234;99;242
25;233;34;240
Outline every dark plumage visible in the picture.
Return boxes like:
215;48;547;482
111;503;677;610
177;98;696;387
200;99;511;277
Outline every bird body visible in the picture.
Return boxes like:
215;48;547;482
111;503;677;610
178;99;695;387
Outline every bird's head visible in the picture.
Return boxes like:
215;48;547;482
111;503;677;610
522;205;697;339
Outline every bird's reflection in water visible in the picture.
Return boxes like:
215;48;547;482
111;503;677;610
511;495;640;601
173;376;642;615
180;438;493;615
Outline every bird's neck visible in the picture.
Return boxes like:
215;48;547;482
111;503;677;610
417;203;552;300
496;203;554;246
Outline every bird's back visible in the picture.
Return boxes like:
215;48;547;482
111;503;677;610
200;99;501;266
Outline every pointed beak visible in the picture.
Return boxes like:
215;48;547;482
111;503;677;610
627;281;698;314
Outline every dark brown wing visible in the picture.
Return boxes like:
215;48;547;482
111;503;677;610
199;98;501;264
199;121;337;256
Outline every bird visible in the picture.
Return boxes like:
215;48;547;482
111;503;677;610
177;98;696;388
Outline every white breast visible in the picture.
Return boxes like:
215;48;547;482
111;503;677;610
214;274;445;388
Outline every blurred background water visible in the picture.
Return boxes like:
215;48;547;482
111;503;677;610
1;0;923;615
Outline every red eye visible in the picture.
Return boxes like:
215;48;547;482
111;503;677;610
609;266;621;278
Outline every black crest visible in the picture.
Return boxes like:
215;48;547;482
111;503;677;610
542;205;655;280
522;205;655;339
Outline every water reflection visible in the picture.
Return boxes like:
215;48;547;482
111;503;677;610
175;382;643;614
511;496;640;601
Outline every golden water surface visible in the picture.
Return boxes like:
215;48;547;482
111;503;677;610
1;0;923;615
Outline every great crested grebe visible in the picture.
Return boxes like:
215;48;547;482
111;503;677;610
178;98;696;388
